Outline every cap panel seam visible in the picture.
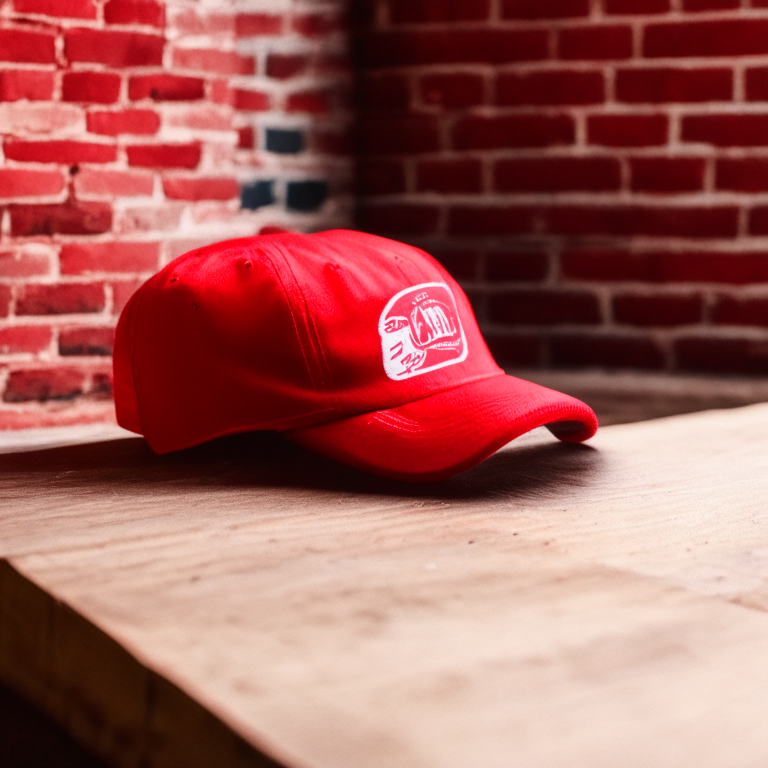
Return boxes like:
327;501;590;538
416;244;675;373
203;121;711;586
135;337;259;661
267;240;337;394
248;243;323;393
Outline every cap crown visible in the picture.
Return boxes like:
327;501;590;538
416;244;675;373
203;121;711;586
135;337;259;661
114;230;502;453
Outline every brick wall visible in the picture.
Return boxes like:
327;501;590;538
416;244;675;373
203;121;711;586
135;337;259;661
354;0;768;374
0;0;352;427
7;0;768;430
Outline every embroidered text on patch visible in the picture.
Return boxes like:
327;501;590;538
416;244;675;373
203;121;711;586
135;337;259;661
379;282;468;380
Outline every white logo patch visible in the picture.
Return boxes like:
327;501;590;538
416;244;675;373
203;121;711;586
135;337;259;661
379;282;468;381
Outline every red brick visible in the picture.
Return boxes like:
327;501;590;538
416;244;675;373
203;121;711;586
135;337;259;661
10;202;112;236
616;68;732;103
421;73;484;108
389;0;490;23
3;140;117;164
13;0;96;17
749;207;768;235
357;205;439;235
675;337;768;374
630;157;705;193
74;168;154;197
357;74;410;111
587;114;668;146
0;249;51;278
0;29;56;64
126;143;201;169
683;0;739;9
453;114;575;149
60;241;159;274
237;126;254;149
266;54;308;79
358;116;439;155
3;368;85;403
552;335;666;369
545;205;737;238
0;326;52;355
0;286;11;318
173;10;235;36
87;109;159;136
110;280;142;314
104;0;164;26
644;20;768;57
496;70;604;106
502;0;589;18
558;25;633;60
0;70;54;101
357;29;549;68
173;49;254;76
16;283;105;315
62;72;121;104
129;75;204;101
561;249;768;285
484;335;543;366
417;159;482;193
233;89;271;111
167;108;232;131
682;115;768;146
210;80;236;106
65;29;164;67
356;159;406;195
485;251;549;281
717;159;768;192
0;104;82;135
292;12;344;37
712;296;768;327
613;293;702;326
494;158;621;193
604;0;669;12
235;14;283;36
448;206;535;235
489;290;601;325
90;370;112;398
745;68;768;101
59;326;114;356
162;177;239;201
0;169;65;198
286;90;329;113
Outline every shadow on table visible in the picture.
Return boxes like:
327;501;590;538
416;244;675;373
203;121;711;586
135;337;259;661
0;429;602;503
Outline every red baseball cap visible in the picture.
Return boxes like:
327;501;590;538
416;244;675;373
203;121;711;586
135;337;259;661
113;230;597;481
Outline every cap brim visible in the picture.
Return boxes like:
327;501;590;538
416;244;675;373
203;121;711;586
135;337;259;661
282;373;598;482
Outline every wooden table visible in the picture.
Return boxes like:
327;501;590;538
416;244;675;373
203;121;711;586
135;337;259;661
2;403;768;768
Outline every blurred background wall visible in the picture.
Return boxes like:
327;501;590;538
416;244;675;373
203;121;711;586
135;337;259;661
2;0;768;428
354;0;768;373
0;0;352;428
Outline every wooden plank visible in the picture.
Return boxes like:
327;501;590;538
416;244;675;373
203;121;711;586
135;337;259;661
3;404;768;767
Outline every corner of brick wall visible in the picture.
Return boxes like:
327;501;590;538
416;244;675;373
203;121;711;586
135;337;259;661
0;0;353;428
352;0;768;376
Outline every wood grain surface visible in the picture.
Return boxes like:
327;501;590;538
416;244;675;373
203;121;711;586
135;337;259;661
3;404;768;768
